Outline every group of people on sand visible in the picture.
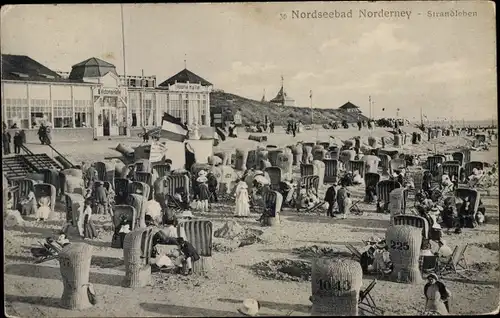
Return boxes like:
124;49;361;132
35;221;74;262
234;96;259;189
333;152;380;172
2;122;27;155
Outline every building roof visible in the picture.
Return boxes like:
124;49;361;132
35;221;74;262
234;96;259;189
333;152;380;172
270;86;294;104
158;68;212;87
71;57;115;68
339;101;360;110
69;57;117;80
1;54;88;84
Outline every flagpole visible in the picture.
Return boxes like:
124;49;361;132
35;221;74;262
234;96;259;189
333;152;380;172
120;4;128;135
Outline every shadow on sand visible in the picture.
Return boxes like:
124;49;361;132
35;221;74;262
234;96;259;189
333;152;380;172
284;215;389;229
217;297;311;314
4;294;63;309
5;263;125;287
140;302;236;317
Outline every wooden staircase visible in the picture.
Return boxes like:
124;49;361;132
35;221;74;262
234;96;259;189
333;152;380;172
2;156;36;181
2;145;63;181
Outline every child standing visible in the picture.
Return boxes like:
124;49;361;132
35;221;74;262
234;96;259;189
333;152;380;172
83;198;98;239
196;170;210;212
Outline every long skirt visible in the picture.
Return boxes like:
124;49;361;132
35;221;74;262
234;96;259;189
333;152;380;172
83;215;98;239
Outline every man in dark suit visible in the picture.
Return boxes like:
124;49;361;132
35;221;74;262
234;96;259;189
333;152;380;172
176;237;200;275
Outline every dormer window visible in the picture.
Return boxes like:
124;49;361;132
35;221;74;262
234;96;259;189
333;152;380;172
10;72;29;78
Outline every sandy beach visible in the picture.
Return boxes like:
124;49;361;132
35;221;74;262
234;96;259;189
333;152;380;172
4;126;499;317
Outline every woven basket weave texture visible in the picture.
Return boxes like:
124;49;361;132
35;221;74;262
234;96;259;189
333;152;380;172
311;257;363;316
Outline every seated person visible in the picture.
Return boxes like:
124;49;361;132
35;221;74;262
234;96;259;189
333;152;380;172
372;241;393;274
257;203;275;224
176;237;200;276
441;197;457;232
477;199;487;224
172;187;190;210
113;214;133;248
360;244;376;274
352;170;364;185
20;189;37;216
435;239;453;264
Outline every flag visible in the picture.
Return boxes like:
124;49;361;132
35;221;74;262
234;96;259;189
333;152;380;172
160;112;189;142
309;90;312;99
423;115;428;119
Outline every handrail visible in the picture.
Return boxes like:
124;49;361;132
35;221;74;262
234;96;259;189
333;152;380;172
20;144;34;155
46;144;76;168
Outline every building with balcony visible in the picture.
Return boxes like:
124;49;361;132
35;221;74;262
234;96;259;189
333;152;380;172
1;54;212;141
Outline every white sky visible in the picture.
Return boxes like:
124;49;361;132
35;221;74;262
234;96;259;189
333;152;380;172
1;2;497;120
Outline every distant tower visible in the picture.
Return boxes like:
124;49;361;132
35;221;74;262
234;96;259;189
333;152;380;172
261;88;266;102
270;75;295;107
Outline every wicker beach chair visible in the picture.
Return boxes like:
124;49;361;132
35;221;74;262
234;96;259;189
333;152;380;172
153;163;171;178
123;227;156;287
323;159;339;184
451;152;465;166
347;160;366;177
296;175;321;214
128;181;150;202
114;178;130;205
264;166;283;192
34;183;57;214
179;220;214;274
393;215;430;239
454;188;480;227
39;168;61;197
300;163;314;177
364;173;381;203
389;158;407;175
59;243;95;310
441;161;462;184
464;161;484;181
376;180;401;213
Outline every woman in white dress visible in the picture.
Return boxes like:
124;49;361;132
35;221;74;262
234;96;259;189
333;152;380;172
234;179;250;217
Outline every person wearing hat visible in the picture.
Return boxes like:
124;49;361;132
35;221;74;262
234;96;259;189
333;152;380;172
234;178;250;218
336;181;351;219
238;299;260;316
176;237;200;276
441;197;457;233
94;181;109;216
82;197;98;239
372;240;392;274
424;273;450;314
196;170;210;212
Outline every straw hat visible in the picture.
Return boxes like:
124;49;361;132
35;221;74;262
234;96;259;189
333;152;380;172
427;273;439;281
196;176;208;183
237;299;260;317
180;210;194;219
376;240;386;249
198;169;208;177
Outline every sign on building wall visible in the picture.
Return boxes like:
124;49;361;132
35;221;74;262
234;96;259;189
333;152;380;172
93;87;127;97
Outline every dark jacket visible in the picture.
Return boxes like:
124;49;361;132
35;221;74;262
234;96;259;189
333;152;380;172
180;241;200;262
424;281;449;300
324;185;337;203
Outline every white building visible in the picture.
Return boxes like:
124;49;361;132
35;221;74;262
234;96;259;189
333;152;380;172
1;54;212;141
